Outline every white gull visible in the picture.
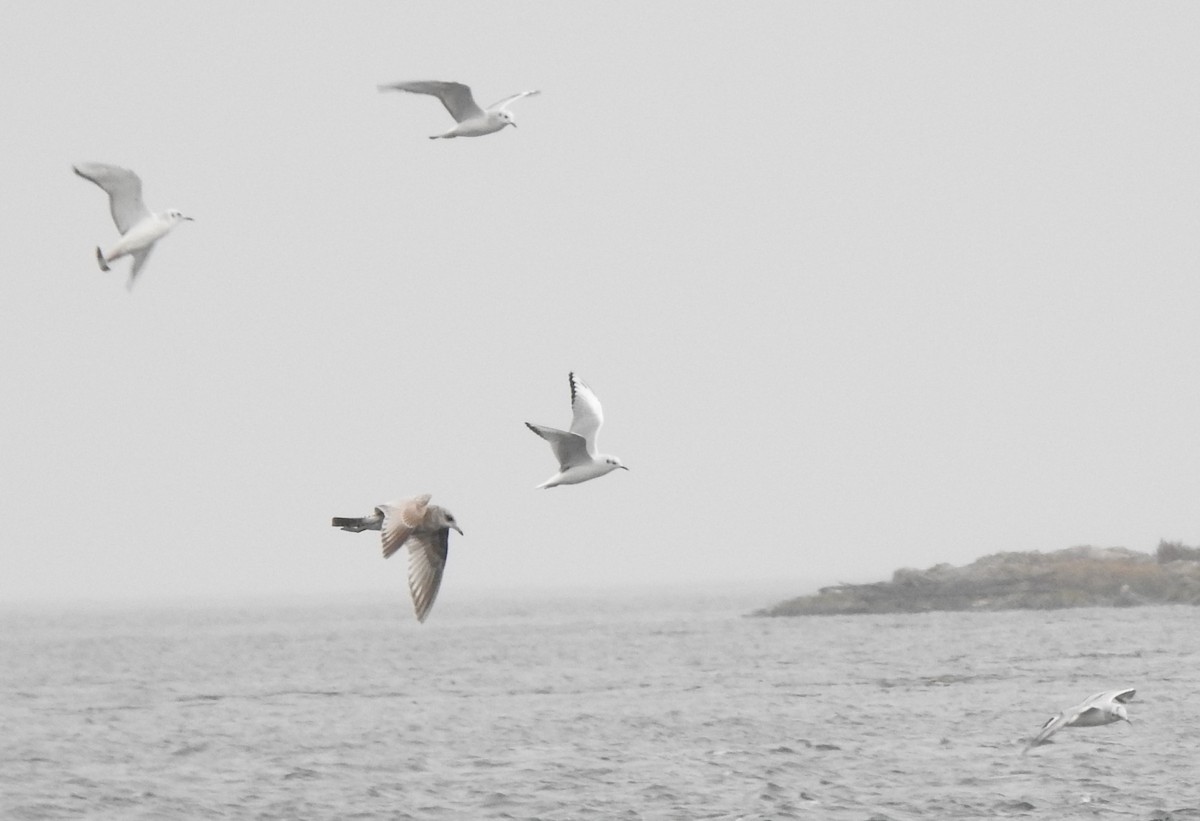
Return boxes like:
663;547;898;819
378;80;539;139
73;163;193;290
1023;688;1135;753
526;372;629;489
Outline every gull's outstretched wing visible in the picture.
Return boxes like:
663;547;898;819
406;528;449;623
1085;688;1136;706
379;81;483;122
74;163;149;234
567;372;604;452
379;494;432;559
1026;710;1069;751
486;89;541;112
526;423;590;470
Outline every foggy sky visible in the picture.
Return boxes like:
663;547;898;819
2;1;1198;605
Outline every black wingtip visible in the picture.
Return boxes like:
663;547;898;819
568;371;577;403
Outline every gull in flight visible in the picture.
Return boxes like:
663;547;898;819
526;372;629;489
73;163;193;290
332;494;463;623
378;80;540;139
1023;688;1135;753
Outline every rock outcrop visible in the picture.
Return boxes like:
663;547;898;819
755;542;1200;616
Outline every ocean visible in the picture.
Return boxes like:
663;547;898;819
2;588;1198;820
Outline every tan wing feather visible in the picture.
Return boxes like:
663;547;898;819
380;494;432;559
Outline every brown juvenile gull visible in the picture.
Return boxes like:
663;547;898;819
73;163;193;290
378;80;540;139
526;372;629;489
1023;688;1135;753
332;494;463;622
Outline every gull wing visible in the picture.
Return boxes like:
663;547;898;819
486;89;541;112
526;423;590;470
1068;706;1107;727
379;81;483;122
1025;710;1069;751
73;163;150;235
127;248;154;290
406;528;449;622
1086;688;1136;706
379;494;432;559
567;372;604;452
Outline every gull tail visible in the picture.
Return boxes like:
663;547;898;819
95;247;110;272
332;516;373;532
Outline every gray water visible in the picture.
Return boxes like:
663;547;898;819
2;589;1198;820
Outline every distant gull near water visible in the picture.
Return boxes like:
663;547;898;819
378;80;540;139
526;373;628;489
1023;688;1135;753
73;163;193;290
332;494;462;623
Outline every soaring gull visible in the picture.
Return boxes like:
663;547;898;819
526;373;629;489
1023;688;1135;753
378;80;540;139
332;494;463;623
73;163;193;290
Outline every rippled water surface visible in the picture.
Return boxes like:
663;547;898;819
3;590;1199;820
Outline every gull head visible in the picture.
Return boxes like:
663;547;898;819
165;209;194;223
1113;704;1131;724
601;455;629;473
431;507;464;536
497;109;518;128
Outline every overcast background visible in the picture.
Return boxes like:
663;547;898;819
1;2;1197;606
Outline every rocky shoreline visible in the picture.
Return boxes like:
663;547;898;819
755;542;1200;616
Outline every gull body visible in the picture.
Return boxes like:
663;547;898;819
332;494;463;623
378;80;540;139
526;372;628;489
1023;688;1135;753
73;163;192;290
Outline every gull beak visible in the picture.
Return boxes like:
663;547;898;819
619;465;630;471
453;525;464;536
184;216;195;221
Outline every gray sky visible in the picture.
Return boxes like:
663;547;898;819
2;2;1198;604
